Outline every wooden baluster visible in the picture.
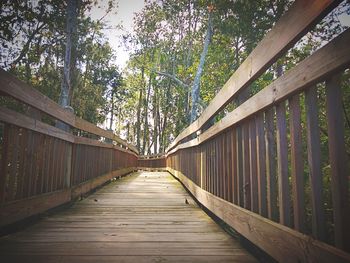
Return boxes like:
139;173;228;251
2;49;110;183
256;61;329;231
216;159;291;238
249;118;258;213
243;121;251;210
305;86;326;241
16;128;28;199
226;131;233;202
236;125;244;207
325;74;350;252
7;126;19;201
265;107;278;221
289;94;305;232
231;128;238;204
35;134;45;195
200;145;204;189
276;101;291;227
256;113;267;217
0;124;9;203
222;134;227;200
25;130;34;197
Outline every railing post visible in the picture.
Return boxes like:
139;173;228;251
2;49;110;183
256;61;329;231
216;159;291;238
65;143;73;188
58;106;74;188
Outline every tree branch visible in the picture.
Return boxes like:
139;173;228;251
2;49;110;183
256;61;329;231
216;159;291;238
153;70;189;89
10;22;47;66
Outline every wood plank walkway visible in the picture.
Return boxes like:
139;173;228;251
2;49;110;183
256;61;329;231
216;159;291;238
0;171;257;263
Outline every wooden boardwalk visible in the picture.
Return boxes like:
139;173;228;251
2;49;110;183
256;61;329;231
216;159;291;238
0;171;257;263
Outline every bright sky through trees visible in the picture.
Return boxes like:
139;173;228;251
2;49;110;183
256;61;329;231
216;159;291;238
88;0;145;68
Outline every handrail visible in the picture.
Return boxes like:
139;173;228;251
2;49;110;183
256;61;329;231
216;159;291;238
166;0;341;153
0;71;138;227
155;0;350;261
0;69;138;154
167;29;350;155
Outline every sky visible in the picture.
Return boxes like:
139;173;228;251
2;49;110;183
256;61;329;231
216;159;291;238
88;0;145;69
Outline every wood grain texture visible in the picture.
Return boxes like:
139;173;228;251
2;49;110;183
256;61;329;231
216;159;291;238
75;118;138;153
305;86;326;241
0;69;75;126
325;75;350;252
74;136;137;156
0;172;257;263
276;102;291;227
0;190;71;227
166;0;340;153
0;107;74;143
289;95;305;233
167;167;350;263
0;70;137;154
265;108;278;222
255;113;267;217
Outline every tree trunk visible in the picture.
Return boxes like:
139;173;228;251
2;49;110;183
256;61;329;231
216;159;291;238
142;74;152;154
136;67;144;152
190;11;213;123
59;0;78;107
109;89;115;130
153;85;159;154
160;81;171;152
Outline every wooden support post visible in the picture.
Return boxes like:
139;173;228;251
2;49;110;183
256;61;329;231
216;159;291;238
249;118;258;213
60;106;74;188
265;107;278;221
256;113;267;217
325;74;350;252
305;86;326;241
276;101;291;227
289;94;305;232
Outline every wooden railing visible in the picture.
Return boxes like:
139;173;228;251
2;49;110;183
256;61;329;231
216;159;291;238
138;154;166;169
147;1;350;262
1;1;350;262
0;69;138;227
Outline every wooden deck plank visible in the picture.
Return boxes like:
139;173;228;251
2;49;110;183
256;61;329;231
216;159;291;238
0;171;257;262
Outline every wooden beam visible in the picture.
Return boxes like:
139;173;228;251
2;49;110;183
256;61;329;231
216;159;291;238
0;107;74;143
0;190;71;227
74;136;138;156
71;167;136;199
0;69;138;154
0;69;75;126
75;118;138;154
166;0;341;153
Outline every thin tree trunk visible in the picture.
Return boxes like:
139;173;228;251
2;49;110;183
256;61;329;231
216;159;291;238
153;85;159;154
142;74;152;154
109;89;115;130
190;11;213;123
136;67;144;152
160;81;171;152
59;0;78;107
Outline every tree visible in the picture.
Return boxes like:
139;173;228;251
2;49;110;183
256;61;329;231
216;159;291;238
190;5;213;122
59;0;78;108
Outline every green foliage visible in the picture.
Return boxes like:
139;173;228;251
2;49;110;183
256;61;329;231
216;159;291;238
0;0;122;126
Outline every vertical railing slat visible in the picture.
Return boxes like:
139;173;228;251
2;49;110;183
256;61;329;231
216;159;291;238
305;86;326;241
256;113;267;217
276;101;291;227
265;108;278;221
289;94;305;232
249;118;258;213
325;75;350;252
